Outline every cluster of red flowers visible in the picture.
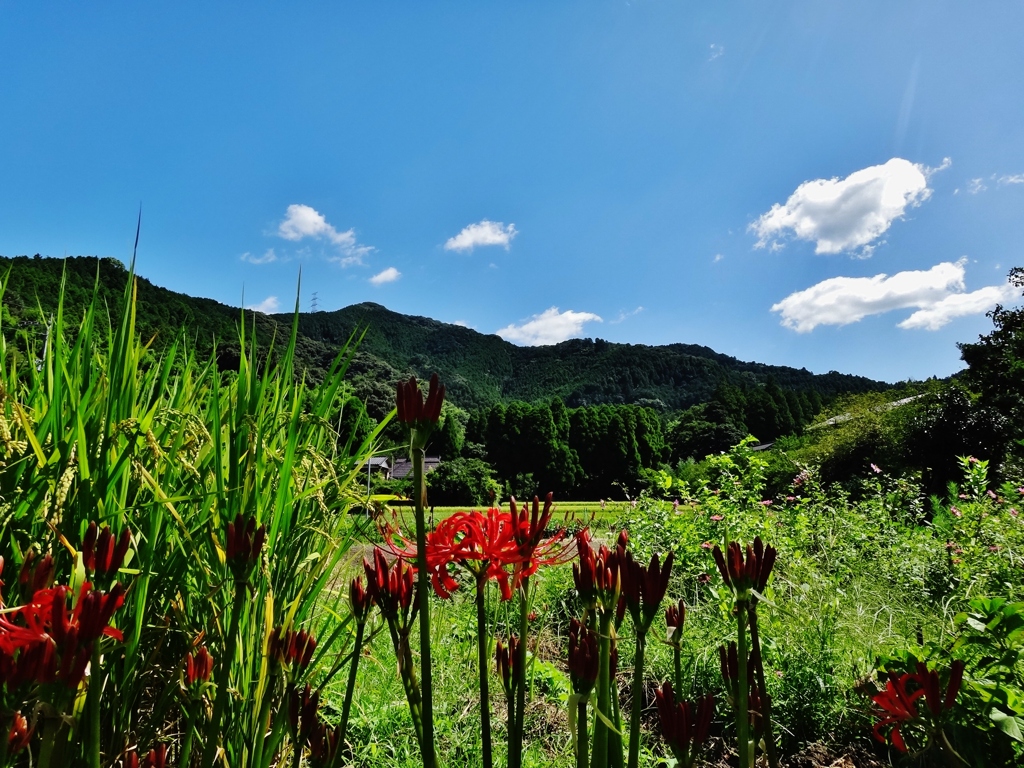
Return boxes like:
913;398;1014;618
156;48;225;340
0;580;125;690
270;626;317;671
871;661;965;753
123;744;167;768
384;495;569;601
654;681;714;768
184;646;214;687
81;522;131;577
225;513;266;574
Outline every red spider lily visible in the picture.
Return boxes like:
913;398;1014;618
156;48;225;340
871;674;926;752
621;549;675;631
142;745;168;768
567;619;598;692
665;598;686;643
6;711;33;754
350;576;374;622
225;513;266;571
495;636;520;697
185;645;214;686
396;374;445;427
712;537;776;597
871;661;965;753
123;752;140;768
82;522;132;576
363;548;416;626
655;682;715;768
270;627;317;670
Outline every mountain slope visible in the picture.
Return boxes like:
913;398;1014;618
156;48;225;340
0;255;892;416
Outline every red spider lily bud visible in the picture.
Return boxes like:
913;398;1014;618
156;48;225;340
568;619;598;692
621;550;675;630
496;636;520;696
186;646;214;685
616;530;629;557
19;551;54;594
719;642;738;687
123;751;140;768
142;745;168;768
913;660;965;717
7;711;33;754
363;548;416;623
288;683;321;743
225;514;266;573
350;576;374;623
270;627;317;670
82;523;130;575
615;594;627;628
309;721;343;765
655;682;715;766
396;374;445;426
712;537;776;597
573;531;598;606
75;582;126;644
665;598;686;643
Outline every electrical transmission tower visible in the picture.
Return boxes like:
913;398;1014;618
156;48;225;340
310;291;319;313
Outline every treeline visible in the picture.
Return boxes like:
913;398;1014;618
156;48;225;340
415;377;828;504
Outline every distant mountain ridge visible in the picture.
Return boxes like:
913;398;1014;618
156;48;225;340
0;255;891;416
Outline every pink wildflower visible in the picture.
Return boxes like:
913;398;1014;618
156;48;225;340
951;506;962;518
710;515;723;522
700;541;713;550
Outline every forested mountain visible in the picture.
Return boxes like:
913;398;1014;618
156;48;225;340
0;255;891;419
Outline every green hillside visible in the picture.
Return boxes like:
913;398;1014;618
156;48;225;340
0;255;891;418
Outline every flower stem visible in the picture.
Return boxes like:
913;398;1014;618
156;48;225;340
86;644;103;768
509;580;531;768
340;619;367;752
591;611;613;768
748;608;779;768
575;699;589;768
736;600;751;768
475;576;494;768
626;631;646;768
412;445;437;768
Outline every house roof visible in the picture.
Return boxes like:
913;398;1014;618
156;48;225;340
390;456;442;480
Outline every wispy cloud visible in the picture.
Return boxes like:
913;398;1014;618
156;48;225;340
713;253;724;263
497;307;602;346
750;158;948;257
444;220;517;252
369;266;401;285
708;43;725;61
241;248;278;265
967;178;987;195
771;259;1015;332
998;173;1024;186
277;204;374;266
610;306;644;324
247;295;280;314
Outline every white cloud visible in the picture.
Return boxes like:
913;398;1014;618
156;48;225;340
277;204;374;266
444;220;517;252
611;306;644;324
496;307;603;346
898;284;1016;330
713;253;724;263
708;44;725;61
967;178;987;195
247;296;280;314
452;320;472;328
241;248;278;265
369;267;401;285
998;173;1024;185
771;259;1014;332
750;158;938;256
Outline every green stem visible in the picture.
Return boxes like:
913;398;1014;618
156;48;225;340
748;608;779;768
575;699;589;768
591;611;613;768
36;715;64;768
340;620;367;750
509;579;530;768
672;643;682;696
475;577;494;768
412;445;437;768
252;675;277;768
202;578;248;768
626;631;646;768
179;699;200;768
609;678;624;768
736;600;750;768
87;644;103;768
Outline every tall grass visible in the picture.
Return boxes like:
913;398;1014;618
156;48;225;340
1;263;384;765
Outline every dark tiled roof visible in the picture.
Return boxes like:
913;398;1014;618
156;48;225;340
390;456;442;479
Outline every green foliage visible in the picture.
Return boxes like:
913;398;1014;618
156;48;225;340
426;458;501;506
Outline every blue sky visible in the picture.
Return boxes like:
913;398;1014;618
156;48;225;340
2;2;1022;383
